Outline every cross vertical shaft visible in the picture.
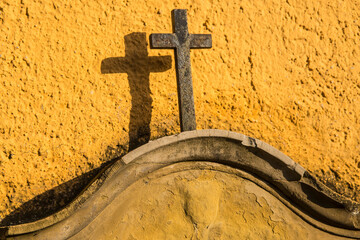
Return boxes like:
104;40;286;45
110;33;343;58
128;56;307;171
150;9;212;132
173;10;195;132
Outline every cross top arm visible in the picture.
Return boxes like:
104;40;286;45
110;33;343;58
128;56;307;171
150;9;212;49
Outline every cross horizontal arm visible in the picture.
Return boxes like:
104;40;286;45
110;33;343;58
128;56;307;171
190;34;212;49
150;33;178;49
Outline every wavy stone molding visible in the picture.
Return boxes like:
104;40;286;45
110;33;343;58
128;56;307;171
1;130;360;239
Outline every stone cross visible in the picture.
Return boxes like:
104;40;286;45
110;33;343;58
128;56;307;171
150;9;212;132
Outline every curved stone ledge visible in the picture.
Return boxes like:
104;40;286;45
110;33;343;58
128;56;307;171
2;129;360;239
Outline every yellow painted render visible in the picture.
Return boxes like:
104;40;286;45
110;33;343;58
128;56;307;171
0;0;359;221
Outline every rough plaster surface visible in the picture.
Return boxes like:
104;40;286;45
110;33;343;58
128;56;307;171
0;0;359;222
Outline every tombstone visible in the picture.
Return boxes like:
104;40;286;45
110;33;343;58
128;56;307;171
1;9;359;240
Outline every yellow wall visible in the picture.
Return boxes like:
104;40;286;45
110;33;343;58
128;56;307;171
0;0;359;219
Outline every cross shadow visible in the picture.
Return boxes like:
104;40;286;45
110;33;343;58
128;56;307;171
0;33;171;231
101;32;172;150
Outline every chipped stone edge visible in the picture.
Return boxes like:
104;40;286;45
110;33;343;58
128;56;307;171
123;129;306;176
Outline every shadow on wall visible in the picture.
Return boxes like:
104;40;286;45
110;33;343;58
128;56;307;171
101;32;172;150
0;160;114;226
0;32;171;227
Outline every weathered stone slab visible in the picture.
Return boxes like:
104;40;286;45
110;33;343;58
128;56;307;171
2;130;359;239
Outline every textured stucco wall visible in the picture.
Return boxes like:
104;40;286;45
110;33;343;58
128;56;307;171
0;0;359;221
